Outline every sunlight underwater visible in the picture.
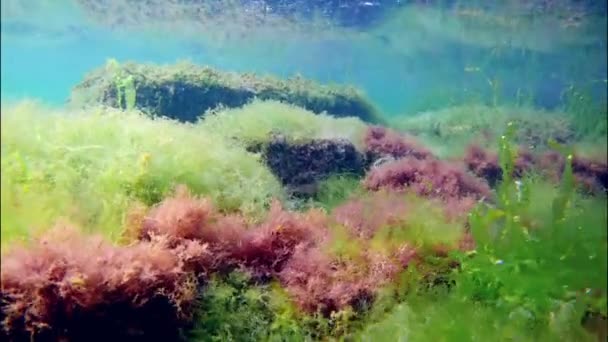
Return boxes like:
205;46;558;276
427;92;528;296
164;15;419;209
0;1;607;341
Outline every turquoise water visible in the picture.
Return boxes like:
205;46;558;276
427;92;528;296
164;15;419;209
1;2;607;341
2;1;606;115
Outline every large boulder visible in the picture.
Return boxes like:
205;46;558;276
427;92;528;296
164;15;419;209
70;60;383;123
254;135;371;197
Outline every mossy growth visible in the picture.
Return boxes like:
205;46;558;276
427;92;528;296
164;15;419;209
312;174;365;211
358;290;598;342
70;59;385;124
0;100;284;250
460;129;607;321
560;83;608;144
199;100;369;150
198;101;372;199
189;270;383;341
188;272;318;342
355;126;607;342
391;104;578;157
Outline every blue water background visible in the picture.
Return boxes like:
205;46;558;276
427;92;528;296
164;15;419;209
1;2;606;116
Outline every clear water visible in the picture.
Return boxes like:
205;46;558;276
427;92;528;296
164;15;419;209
2;0;606;115
1;2;607;340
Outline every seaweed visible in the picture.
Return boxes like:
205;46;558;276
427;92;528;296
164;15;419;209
70;60;385;124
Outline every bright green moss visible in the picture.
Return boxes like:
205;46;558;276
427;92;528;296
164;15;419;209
356;123;607;341
358;292;596;342
313;174;365;211
355;176;605;342
188;272;316;342
198;100;369;149
0;100;283;250
370;194;465;251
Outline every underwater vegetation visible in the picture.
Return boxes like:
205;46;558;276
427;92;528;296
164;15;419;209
464;144;608;194
70;60;384;124
1;1;607;338
259;137;368;198
393;104;607;157
0;100;285;248
2;72;607;341
199;100;369;147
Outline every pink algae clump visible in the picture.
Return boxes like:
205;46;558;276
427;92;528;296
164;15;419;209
333;191;410;239
463;144;503;186
137;188;428;315
1;180;475;335
538;151;608;194
465;144;607;194
463;144;536;186
140;185;217;243
278;246;373;315
364;126;433;160
364;157;491;201
278;244;413;315
0;225;205;341
139;188;328;279
233;200;329;279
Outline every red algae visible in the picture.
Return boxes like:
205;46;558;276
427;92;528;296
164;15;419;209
364;126;433;160
0;225;205;341
465;144;608;194
364;157;491;201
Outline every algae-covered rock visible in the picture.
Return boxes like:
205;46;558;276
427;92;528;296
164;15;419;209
197;101;373;198
199;100;369;150
393;105;576;157
70;60;383;123
256;135;370;197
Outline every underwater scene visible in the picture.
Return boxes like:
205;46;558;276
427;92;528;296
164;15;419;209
0;0;607;341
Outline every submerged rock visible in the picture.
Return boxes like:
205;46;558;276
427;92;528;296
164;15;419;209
70;60;383;123
249;126;443;198
396;105;578;152
465;144;608;195
259;136;370;197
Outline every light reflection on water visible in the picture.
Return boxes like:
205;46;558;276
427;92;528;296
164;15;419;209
1;1;606;116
